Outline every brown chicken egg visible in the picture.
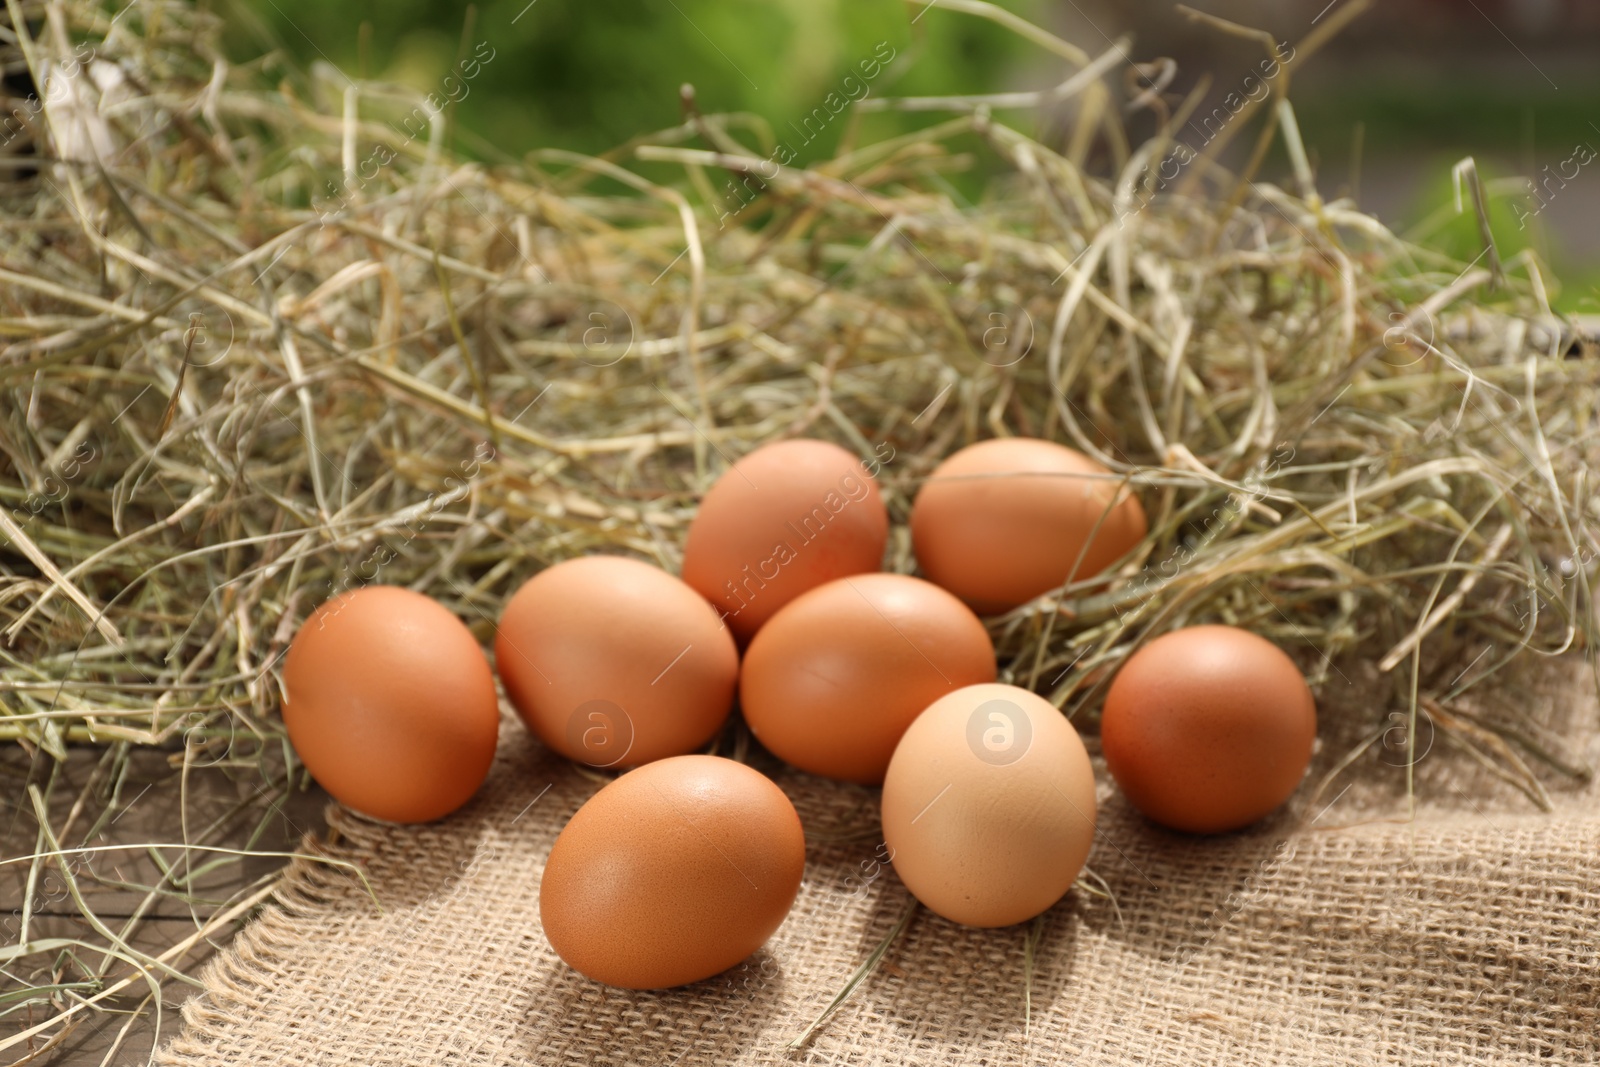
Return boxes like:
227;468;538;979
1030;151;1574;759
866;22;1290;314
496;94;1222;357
881;684;1097;928
740;573;996;784
282;585;499;824
496;556;739;768
681;438;889;642
910;437;1146;615
539;755;806;989
1100;625;1317;834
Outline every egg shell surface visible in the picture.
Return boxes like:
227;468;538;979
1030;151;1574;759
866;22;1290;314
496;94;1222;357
282;585;499;824
740;573;996;784
496;556;739;769
1100;624;1317;834
681;439;889;642
539;754;806;989
910;437;1146;614
881;683;1097;928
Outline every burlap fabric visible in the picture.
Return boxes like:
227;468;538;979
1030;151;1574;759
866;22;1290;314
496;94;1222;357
158;661;1600;1065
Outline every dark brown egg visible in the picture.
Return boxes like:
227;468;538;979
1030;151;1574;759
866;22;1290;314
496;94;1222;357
539;755;805;989
1100;625;1317;833
282;586;499;824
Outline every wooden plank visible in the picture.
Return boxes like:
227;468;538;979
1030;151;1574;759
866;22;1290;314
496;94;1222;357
2;743;330;1064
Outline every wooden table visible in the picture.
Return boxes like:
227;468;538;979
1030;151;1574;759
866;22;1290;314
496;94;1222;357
1;744;329;1065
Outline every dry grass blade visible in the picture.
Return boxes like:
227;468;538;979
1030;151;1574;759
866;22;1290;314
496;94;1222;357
788;894;918;1049
1022;911;1047;1038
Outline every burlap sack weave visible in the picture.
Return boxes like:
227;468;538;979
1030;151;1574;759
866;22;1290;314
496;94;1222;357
157;664;1600;1066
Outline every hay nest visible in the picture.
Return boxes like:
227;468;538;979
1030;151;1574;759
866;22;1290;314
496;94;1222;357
2;0;1597;1048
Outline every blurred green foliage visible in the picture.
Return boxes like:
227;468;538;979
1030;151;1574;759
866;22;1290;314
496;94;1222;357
223;0;1046;161
1293;85;1600;158
223;0;1596;310
1402;157;1600;314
